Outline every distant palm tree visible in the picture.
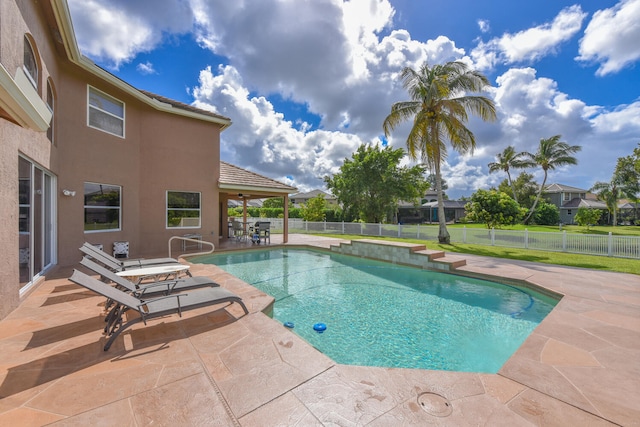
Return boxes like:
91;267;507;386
523;135;581;224
591;179;624;226
488;146;533;202
383;61;496;243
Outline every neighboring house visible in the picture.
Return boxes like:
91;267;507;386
0;0;295;320
542;183;638;225
290;189;338;208
396;200;466;224
421;200;468;223
543;183;606;224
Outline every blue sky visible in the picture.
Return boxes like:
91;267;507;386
68;0;640;199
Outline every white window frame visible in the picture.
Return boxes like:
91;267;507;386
87;86;125;138
46;80;54;143
166;191;201;229
84;182;122;233
23;36;38;89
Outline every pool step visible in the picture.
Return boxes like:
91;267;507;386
330;239;466;271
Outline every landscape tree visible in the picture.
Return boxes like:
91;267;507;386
574;207;602;230
464;189;526;229
488;146;532;203
532;201;559;225
301;193;327;222
523;135;581;224
324;144;428;223
262;198;293;209
496;172;538;209
591;178;624;226
615;143;640;223
383;61;496;243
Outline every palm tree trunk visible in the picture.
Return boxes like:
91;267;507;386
435;162;450;244
524;171;547;224
507;170;518;203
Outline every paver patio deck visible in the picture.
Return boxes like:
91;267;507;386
0;234;638;426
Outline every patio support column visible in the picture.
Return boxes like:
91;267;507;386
283;195;289;243
243;197;248;233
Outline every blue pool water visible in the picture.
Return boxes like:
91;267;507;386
195;248;558;373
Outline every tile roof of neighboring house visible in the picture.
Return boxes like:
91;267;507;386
560;198;607;209
422;200;468;208
545;183;588;193
291;189;335;199
219;161;297;195
139;90;231;123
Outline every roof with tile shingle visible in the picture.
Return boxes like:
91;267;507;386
219;161;297;196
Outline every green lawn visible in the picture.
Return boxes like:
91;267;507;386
318;233;640;275
416;222;640;236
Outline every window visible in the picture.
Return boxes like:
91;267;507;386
84;182;121;232
568;209;572;215
563;192;570;201
23;35;38;89
167;191;201;228
46;80;55;143
88;86;125;137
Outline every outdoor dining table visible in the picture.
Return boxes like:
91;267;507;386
115;264;190;284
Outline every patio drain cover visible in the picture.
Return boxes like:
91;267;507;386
417;392;452;417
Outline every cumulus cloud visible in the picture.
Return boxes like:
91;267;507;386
136;61;156;75
191;65;368;188
471;5;586;70
68;0;194;68
67;0;640;197
477;19;490;33
576;0;640;75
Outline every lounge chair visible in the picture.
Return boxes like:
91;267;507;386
80;257;218;298
69;270;249;351
80;242;184;273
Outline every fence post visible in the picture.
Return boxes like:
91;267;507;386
491;228;495;246
342;221;345;234
398;223;402;238
324;220;326;232
524;229;528;249
463;226;467;244
379;223;382;236
562;230;567;252
305;220;308;233
417;224;420;239
360;222;364;235
608;232;613;257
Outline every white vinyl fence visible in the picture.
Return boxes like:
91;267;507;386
256;218;640;259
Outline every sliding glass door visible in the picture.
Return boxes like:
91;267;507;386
18;156;56;291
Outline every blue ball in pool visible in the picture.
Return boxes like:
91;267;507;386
313;323;327;333
283;321;295;329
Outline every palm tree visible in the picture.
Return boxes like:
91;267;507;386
523;135;581;224
591;178;624;226
383;61;496;243
488;146;533;202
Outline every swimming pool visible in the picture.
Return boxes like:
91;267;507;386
195;248;558;373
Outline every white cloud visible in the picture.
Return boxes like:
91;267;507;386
191;65;368;191
67;0;640;198
576;0;640;75
471;5;586;70
477;19;490;33
68;0;194;68
136;61;156;75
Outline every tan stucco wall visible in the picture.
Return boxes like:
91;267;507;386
1;0;224;319
0;0;58;319
53;59;223;266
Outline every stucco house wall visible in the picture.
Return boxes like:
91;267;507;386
0;0;229;319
